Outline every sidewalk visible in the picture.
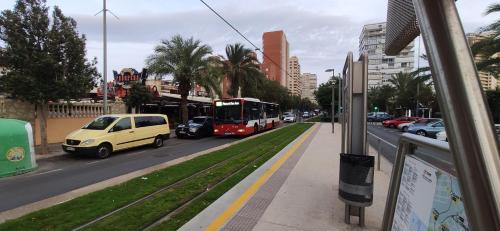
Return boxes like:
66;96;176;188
181;123;393;231
34;143;66;160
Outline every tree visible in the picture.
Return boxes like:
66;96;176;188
123;83;152;113
219;43;263;97
485;89;500;123
0;0;99;154
314;77;338;114
368;85;396;113
471;3;500;77
389;71;430;112
146;35;219;123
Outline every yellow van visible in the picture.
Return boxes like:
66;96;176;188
62;114;170;158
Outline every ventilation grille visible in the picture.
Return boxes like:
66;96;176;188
385;0;420;55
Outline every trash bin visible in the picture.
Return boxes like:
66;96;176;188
0;118;37;177
338;153;374;207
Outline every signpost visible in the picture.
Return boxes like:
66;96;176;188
383;133;469;231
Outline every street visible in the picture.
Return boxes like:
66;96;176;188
367;124;454;171
0;135;239;212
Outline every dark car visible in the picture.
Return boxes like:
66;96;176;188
175;116;213;138
367;112;392;122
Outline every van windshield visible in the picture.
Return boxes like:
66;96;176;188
83;116;118;130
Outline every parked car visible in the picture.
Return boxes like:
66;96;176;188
382;116;420;128
283;114;296;123
436;130;447;142
367;112;392;122
398;118;442;132
437;124;500;142
63;114;170;158
282;112;293;120
176;116;213;139
302;112;310;118
407;120;445;138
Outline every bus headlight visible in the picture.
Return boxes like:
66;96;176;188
237;129;245;133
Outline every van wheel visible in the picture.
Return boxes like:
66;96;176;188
96;144;111;159
153;136;164;148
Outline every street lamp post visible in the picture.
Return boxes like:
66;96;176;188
325;69;335;133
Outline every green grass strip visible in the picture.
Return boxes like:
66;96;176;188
82;123;311;230
151;125;312;231
0;123;312;231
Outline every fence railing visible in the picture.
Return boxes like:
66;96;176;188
48;103;112;118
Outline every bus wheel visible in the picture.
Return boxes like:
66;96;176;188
254;124;258;134
272;121;275;128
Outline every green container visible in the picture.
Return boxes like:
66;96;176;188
0;118;37;177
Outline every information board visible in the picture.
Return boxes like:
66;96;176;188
391;156;469;231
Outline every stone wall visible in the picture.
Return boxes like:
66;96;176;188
0;96;127;145
0;95;36;125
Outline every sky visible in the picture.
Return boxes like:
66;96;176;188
0;0;497;85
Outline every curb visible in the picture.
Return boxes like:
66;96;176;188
0;123;291;223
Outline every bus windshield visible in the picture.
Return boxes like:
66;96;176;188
214;105;242;124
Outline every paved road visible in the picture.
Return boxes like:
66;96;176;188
367;124;454;170
0;135;239;212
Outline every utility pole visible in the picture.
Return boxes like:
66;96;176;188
103;0;108;114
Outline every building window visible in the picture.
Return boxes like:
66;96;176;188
401;62;407;67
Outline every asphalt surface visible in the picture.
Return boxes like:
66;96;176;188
0;134;240;212
367;124;454;171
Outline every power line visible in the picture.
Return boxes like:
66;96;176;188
198;0;294;81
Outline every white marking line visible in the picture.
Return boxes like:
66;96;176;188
33;168;63;176
367;131;398;148
86;160;102;165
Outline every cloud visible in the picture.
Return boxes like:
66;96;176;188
64;0;495;85
74;5;367;84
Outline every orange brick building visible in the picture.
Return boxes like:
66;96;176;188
261;31;289;87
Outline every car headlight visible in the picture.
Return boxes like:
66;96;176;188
189;127;198;133
81;139;95;146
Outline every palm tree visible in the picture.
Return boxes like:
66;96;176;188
389;71;430;111
471;3;500;77
146;35;219;123
219;43;264;97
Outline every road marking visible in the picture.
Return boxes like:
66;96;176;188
33;168;63;176
86;160;103;165
204;124;318;231
367;131;398;148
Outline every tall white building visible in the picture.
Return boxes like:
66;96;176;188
359;22;415;88
287;56;302;96
301;73;317;103
466;32;500;91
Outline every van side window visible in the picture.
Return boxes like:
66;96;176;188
112;117;131;132
152;116;167;125
135;117;152;128
135;116;167;128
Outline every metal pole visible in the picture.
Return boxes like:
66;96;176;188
332;83;335;133
103;0;108;114
413;0;500;230
338;75;341;125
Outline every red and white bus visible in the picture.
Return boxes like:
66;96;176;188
213;98;280;136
